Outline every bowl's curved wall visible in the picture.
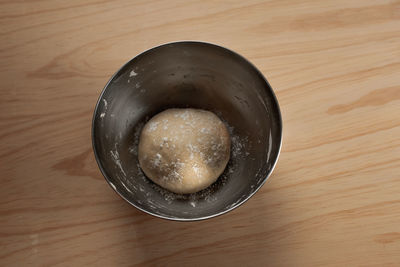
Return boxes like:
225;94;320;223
92;41;282;221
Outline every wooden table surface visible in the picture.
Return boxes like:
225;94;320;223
1;0;400;266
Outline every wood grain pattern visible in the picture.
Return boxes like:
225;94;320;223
1;0;400;266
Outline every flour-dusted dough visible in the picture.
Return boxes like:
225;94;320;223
138;108;231;194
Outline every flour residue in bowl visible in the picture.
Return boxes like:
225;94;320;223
110;144;126;177
100;99;108;119
129;70;137;77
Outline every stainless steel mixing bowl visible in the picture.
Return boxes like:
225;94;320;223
92;41;282;221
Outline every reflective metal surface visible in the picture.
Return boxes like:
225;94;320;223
92;41;282;221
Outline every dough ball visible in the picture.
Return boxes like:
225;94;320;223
138;108;231;194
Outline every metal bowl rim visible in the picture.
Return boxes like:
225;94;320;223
91;40;283;221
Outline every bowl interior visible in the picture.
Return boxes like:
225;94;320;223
92;42;282;220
